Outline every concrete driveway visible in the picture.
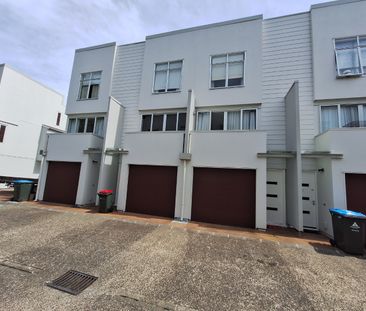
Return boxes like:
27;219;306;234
0;202;365;310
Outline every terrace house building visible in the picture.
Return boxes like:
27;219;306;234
37;0;366;237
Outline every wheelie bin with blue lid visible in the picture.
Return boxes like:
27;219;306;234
329;208;366;255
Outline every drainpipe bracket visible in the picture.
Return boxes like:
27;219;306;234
179;153;192;161
105;148;129;155
173;217;189;224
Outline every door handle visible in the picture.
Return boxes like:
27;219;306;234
312;200;315;205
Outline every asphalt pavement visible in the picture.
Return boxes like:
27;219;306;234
0;202;365;310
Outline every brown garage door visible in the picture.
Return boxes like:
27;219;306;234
346;173;366;215
126;165;177;218
43;161;81;205
191;168;256;228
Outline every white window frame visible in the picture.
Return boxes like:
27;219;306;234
334;36;366;77
177;112;186;131
196;111;212;131
141;114;153;132
76;118;87;133
196;108;257;131
141;112;186;132
152;60;183;94
67;116;105;136
209;51;246;89
241;108;258;131
78;71;102;100
319;104;366;132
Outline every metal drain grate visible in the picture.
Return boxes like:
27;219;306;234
46;270;98;295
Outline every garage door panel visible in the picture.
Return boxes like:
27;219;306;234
346;173;366;215
126;165;177;218
191;168;256;228
43;161;81;205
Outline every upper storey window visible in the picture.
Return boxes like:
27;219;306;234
78;71;102;100
335;36;366;77
141;112;186;131
153;61;182;93
67;116;104;137
211;52;245;88
196;109;256;131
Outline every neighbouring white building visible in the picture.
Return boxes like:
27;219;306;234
37;0;366;237
0;64;66;182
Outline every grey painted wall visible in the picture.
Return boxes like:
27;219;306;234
262;13;317;152
111;42;146;145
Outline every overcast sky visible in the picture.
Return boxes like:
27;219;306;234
0;0;330;98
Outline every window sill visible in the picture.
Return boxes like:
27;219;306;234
209;85;245;90
76;97;99;101
194;129;257;132
66;132;104;138
140;130;185;132
152;90;181;95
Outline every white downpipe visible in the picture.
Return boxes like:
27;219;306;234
180;158;187;221
179;89;194;222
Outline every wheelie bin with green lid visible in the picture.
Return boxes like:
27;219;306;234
13;180;34;202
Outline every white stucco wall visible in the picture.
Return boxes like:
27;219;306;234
316;128;366;235
189;131;267;229
117;131;267;229
0;64;65;179
117;132;184;212
97;97;124;204
37;133;103;205
311;0;366;101
66;43;117;115
46;133;103;162
284;82;303;231
76;152;101;205
138;16;263;111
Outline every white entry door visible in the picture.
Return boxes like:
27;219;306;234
266;170;286;227
302;172;318;230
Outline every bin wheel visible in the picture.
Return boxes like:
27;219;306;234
329;239;336;246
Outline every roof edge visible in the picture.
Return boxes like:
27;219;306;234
0;63;64;99
117;41;146;48
146;15;263;40
311;0;363;10
75;42;116;53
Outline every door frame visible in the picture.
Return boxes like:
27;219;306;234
43;161;81;205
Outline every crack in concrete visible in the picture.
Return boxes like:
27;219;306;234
0;259;43;274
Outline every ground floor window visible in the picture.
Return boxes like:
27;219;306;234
196;109;256;131
67;116;104;137
141;112;186;132
321;104;366;132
